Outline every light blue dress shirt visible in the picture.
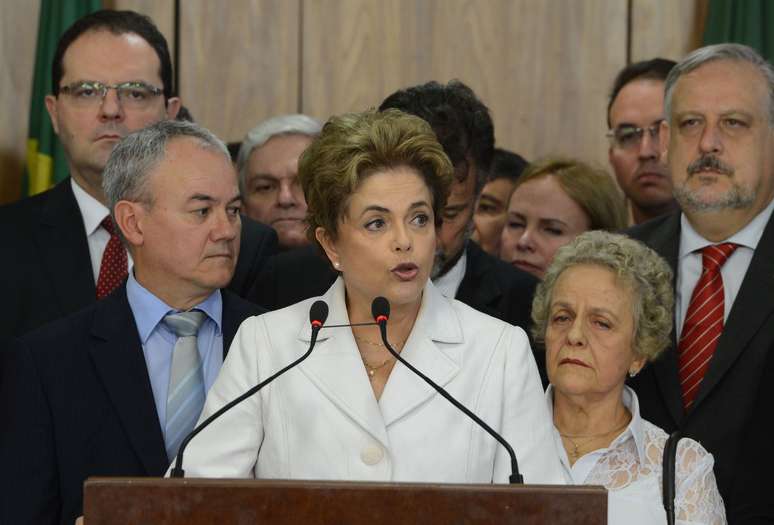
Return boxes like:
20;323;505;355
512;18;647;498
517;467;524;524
126;271;224;436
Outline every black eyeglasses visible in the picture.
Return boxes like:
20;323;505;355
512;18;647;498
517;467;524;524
59;81;163;109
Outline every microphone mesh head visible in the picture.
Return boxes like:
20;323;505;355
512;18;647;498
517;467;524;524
371;296;390;321
309;300;329;326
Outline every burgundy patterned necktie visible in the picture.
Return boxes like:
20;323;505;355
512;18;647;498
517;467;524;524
96;216;128;299
678;242;738;410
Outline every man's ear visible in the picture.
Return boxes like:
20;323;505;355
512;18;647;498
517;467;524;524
165;97;182;119
44;95;60;135
315;227;341;271
114;200;145;248
659;119;671;164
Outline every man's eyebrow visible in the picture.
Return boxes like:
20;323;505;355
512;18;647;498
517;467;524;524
189;194;215;203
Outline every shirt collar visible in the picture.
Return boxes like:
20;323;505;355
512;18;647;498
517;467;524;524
126;270;223;343
70;177;110;236
679;196;774;258
432;249;467;298
545;384;647;466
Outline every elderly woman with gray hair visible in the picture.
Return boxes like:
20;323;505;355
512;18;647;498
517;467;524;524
533;231;725;524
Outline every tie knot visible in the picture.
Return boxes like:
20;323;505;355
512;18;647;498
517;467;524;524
100;216;117;237
700;243;738;272
163;310;206;337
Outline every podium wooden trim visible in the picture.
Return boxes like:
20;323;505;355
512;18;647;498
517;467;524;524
84;477;606;524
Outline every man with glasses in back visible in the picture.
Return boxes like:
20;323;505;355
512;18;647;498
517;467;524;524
0;10;276;346
607;58;678;224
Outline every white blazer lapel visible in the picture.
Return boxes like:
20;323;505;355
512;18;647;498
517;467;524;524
379;282;463;426
297;278;390;448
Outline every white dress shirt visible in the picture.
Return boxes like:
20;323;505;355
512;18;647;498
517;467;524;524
432;249;467;298
676;198;774;337
70;178;133;283
546;386;726;525
174;277;565;485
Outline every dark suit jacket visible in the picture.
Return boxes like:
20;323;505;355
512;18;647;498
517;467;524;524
0;179;277;346
0;285;263;525
248;241;541;374
250;241;537;325
728;344;774;524
626;211;774;505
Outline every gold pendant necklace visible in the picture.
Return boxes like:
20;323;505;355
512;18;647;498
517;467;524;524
361;356;393;381
558;418;630;461
354;335;401;381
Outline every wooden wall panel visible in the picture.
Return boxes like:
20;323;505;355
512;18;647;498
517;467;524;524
0;0;706;206
630;0;706;62
301;0;628;168
103;0;175;57
179;0;300;143
0;0;40;204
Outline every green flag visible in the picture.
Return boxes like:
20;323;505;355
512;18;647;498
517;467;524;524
703;0;774;62
26;0;101;197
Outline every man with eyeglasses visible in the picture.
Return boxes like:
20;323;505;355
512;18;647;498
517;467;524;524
607;58;678;224
0;10;277;346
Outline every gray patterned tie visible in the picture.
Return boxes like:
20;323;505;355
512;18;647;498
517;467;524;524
163;310;207;462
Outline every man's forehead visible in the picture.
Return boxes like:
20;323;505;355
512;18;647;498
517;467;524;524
61;29;162;84
672;59;768;112
610;78;665;125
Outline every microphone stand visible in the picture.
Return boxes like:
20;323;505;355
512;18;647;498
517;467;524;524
374;316;523;484
170;309;326;478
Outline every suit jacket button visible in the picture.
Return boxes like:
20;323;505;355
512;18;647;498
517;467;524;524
360;445;384;465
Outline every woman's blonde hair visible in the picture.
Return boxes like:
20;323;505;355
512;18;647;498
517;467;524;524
514;157;628;231
299;109;454;251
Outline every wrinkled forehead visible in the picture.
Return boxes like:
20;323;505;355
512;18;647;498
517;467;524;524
672;59;770;117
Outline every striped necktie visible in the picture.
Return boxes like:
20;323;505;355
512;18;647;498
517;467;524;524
163;310;207;462
678;243;738;410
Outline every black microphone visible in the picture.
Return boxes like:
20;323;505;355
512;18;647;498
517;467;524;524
170;300;329;477
662;430;681;525
371;296;524;484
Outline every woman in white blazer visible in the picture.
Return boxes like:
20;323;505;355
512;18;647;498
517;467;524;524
178;109;565;484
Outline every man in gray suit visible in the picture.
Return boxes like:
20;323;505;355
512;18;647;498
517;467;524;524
627;43;774;507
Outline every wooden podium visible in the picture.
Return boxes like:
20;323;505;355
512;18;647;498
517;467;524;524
83;478;606;524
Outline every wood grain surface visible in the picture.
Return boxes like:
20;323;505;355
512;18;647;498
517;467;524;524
0;0;704;205
178;0;300;143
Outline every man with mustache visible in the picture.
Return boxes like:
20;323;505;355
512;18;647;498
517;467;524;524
0;120;264;524
236;114;321;250
626;43;774;513
607;58;678;224
0;10;277;346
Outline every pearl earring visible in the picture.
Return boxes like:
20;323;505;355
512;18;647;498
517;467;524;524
334;261;341;270
628;369;638;378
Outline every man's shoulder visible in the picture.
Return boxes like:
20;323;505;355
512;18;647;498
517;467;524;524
0;185;58;227
222;288;266;319
464;241;537;291
624;212;680;244
13;294;118;364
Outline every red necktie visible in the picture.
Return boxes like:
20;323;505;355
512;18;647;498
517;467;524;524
96;216;128;299
678;243;738;410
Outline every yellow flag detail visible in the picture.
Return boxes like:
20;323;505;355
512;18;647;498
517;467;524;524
26;138;53;196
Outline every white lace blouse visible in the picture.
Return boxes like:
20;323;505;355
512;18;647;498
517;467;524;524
546;386;726;525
